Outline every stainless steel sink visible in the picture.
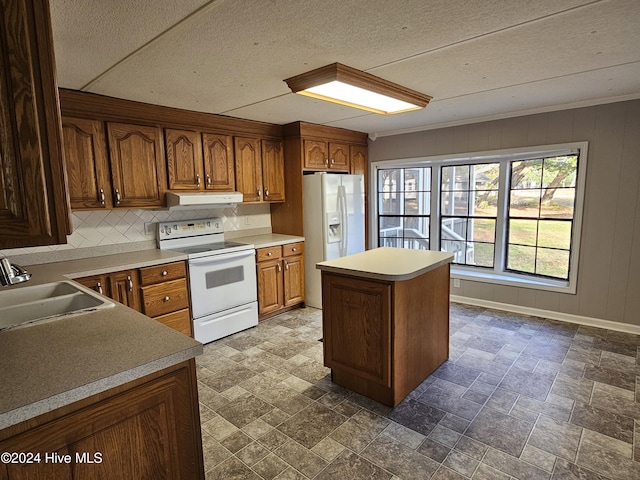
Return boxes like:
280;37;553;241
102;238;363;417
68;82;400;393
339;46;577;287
0;281;115;331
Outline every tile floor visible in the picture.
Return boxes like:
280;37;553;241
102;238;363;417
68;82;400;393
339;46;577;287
196;304;640;479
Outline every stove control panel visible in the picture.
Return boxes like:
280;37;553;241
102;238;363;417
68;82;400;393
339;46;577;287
157;217;223;239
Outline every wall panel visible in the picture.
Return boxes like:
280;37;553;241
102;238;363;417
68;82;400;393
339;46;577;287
370;100;640;327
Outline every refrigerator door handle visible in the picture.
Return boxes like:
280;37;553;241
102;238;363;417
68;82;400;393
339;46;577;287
338;185;348;256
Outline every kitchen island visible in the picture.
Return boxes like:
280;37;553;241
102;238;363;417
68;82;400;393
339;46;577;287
0;253;205;479
317;247;453;407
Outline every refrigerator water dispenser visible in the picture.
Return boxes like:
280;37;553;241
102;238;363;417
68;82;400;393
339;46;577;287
326;212;342;243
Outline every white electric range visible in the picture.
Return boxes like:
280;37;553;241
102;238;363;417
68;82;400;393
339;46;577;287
157;217;258;343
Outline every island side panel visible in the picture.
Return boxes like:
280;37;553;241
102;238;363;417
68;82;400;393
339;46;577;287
392;262;451;405
321;273;392;394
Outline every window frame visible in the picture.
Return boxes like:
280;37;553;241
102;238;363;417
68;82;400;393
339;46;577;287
371;142;588;294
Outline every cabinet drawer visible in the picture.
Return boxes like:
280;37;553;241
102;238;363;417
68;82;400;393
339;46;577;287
141;278;189;317
154;308;192;336
256;246;282;262
283;242;304;257
139;261;186;286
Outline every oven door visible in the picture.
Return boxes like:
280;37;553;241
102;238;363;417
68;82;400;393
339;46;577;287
188;249;257;319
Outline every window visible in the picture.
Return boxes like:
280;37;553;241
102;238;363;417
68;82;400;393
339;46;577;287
374;143;587;293
440;163;499;267
378;167;431;250
506;155;578;280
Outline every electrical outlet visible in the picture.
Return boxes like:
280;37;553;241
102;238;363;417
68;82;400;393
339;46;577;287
453;278;461;288
244;216;251;225
144;222;155;235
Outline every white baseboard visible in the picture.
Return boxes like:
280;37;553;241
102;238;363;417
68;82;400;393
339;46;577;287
450;295;640;336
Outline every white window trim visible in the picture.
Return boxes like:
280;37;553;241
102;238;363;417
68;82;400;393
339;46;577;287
370;142;588;294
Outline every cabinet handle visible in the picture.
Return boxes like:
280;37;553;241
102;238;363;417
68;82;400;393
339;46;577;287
331;158;335;165
96;282;103;295
114;189;121;206
196;174;201;186
127;275;133;292
206;175;211;186
163;296;170;302
267;252;272;256
257;187;261;199
161;270;168;276
325;157;329;166
284;260;289;271
99;189;105;205
292;247;297;252
264;187;269;199
276;262;282;272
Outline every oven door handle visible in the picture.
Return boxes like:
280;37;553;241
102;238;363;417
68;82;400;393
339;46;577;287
188;249;255;266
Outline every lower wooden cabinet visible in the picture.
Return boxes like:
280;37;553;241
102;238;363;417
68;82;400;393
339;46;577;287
321;263;450;407
0;360;204;480
256;242;305;320
75;261;193;336
108;269;141;312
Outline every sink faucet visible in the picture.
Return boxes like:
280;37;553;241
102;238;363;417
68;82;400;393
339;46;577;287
0;255;32;286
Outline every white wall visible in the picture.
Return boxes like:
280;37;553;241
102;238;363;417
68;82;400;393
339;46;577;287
369;100;640;328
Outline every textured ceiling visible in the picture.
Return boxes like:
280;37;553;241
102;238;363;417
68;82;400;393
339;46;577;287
50;0;640;137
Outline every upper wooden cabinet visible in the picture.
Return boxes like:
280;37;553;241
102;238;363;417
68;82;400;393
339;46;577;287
235;136;262;203
0;0;71;248
349;144;368;177
202;133;235;191
235;137;285;203
302;140;350;171
165;128;203;190
271;122;368;237
261;139;285;202
166;129;235;192
62;117;112;209
107;122;167;208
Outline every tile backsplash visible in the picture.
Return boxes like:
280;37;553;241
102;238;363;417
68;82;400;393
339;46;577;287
1;204;271;258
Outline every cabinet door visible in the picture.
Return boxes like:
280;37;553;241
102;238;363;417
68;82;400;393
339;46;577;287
283;254;304;306
322;273;391;387
62;117;111;209
107;123;167;207
108;270;141;311
0;0;71;248
75;274;110;297
256;259;283;317
202;133;234;191
329;142;349;170
166;129;203;190
261;139;285;202
349;144;368;177
234;136;262;202
0;361;204;480
303;139;328;169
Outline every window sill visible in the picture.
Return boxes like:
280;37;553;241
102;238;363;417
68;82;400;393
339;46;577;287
450;266;576;294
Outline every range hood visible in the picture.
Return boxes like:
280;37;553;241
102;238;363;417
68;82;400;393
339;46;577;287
165;191;243;209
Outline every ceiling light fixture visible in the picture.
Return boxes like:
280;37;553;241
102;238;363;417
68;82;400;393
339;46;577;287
284;63;432;115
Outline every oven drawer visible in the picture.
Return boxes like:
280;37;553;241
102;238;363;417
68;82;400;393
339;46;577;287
256;246;282;262
283;242;304;257
139;261;187;286
154;308;192;336
141;278;190;317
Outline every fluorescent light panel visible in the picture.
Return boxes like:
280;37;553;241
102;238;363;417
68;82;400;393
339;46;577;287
285;63;431;115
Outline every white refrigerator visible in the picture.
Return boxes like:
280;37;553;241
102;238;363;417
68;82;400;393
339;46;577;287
303;172;365;308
